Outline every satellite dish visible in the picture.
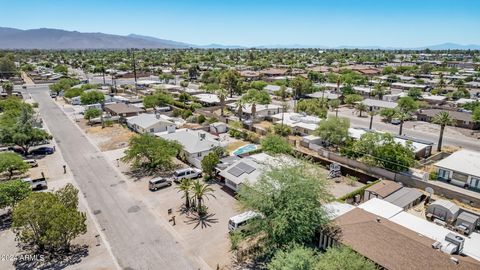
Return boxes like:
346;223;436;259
426;187;434;196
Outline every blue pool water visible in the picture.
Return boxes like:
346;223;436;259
232;144;258;156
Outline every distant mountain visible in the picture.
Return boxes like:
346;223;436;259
0;27;193;49
0;27;479;50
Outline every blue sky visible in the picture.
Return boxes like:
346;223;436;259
1;0;479;47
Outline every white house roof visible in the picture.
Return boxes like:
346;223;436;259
126;113;174;129
323;201;356;219
307;91;340;100
228;103;282;114
219;156;265;187
455;98;477;105
193;93;221;104
422;95;446;101
434;150;480;178
362;98;398;109
391;82;428;89
358;198;404;219
157;129;220;154
272;112;322;132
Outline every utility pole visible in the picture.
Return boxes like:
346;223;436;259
130;49;138;96
102;58;106;85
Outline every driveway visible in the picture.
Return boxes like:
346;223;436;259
28;86;207;270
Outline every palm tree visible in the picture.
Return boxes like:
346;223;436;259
216;88;228;117
328;99;340;117
433;111;453;152
355;103;368;117
368;110;377;130
372;85;385;100
236;99;245;122
396;111;410;135
176;178;193;209
191;180;216;215
250;102;257;131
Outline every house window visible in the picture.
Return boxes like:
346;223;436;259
438;168;450;180
197;152;202;158
470;177;480;190
150;128;154;133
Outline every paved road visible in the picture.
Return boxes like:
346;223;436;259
29;86;204;270
331;108;480;151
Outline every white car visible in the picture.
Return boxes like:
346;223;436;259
173;168;202;183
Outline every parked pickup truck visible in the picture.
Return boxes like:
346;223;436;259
22;177;48;190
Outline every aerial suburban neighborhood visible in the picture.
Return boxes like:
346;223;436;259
1;1;480;270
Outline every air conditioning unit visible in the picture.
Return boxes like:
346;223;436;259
445;233;465;253
432;241;442;249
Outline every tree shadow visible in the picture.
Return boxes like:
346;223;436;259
13;244;89;270
184;212;219;229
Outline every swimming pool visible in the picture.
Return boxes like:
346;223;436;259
232;144;258;156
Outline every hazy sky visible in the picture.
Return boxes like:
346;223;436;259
1;0;479;47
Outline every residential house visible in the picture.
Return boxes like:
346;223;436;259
104;103;143;119
363;180;403;201
126;113;176;134
434;149;480;191
391;82;428;91
417;109;479;130
318;202;480;270
361;98;398;111
426;199;460;224
228;103;283;120
271;112;322;135
157;129;221;168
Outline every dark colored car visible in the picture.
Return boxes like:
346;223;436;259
30;147;55;155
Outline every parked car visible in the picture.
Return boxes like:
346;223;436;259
22;177;48;190
228;211;260;232
173;168;202;183
30;147;55;155
24;159;38;167
148;177;172;191
50;92;57;98
391;118;401;125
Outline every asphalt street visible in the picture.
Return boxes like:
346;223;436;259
27;86;205;270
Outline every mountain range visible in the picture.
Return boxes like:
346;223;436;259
0;27;479;50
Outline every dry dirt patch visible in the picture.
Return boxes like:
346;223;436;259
84;124;135;151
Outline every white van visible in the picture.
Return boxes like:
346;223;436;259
173;168;202;183
228;211;260;232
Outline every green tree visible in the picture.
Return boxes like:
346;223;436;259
191;180;215;216
237;164;332;251
261;134;293;154
316;246;376;270
379;108;396;122
49;78;79;96
201;151;220;179
371;84;386;99
328;99;341;117
0;152;29;179
221;70;241;98
346;132;416;172
0;179;31;210
176;179;193;209
315;117;350;147
122;134;182;171
80;90;105;105
473;106;480;123
1;81;14;96
84;108;102;125
291;76;312;99
354;103;368;117
0;56;17;79
268;244;319;270
432;111;453;152
296;99;328;118
54;64;68;75
12;186;87;252
397;96;418;114
344;94;363;107
216;88;228;116
241;88;271;105
407;88;422;100
143;90;174;109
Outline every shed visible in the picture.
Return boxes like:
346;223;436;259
455;212;479;235
209;122;227;134
363;180;403;201
427;199;460;223
384;187;423;210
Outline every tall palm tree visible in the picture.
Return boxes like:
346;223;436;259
355;103;368;117
396;111;410;135
176;179;193;209
236;99;245;122
216;88;228;117
368;110;377;130
250;102;257;131
433;111;453;152
191;180;216;215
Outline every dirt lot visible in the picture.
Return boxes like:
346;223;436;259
82;123;135;152
102;148;241;269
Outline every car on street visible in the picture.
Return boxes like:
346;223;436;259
22;177;48;190
391;118;401;125
148;177;172;191
173;167;202;183
30;146;55;155
50;92;57;98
